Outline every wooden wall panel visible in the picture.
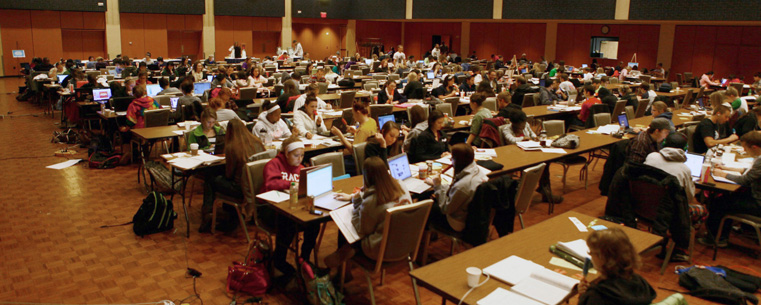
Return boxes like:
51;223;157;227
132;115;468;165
82;11;106;29
671;25;761;82
469;23;546;63
62;30;84;60
31;11;64;61
81;30;106;59
356;21;403;58
292;20;346;60
120;13;146;59
61;11;85;29
143;14;168;58
555;24;659;71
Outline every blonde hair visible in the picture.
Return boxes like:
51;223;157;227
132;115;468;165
407;71;419;82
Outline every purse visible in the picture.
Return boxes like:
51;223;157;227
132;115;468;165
226;238;271;297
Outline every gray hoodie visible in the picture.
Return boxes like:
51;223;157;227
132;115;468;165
644;147;695;202
434;161;488;231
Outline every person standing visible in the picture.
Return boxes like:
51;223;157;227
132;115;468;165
292;40;304;58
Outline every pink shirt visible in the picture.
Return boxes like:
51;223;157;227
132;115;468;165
700;74;719;87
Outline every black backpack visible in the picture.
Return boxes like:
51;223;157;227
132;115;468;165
679;267;758;305
658;82;673;92
132;192;177;237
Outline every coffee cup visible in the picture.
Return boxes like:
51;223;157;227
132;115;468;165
190;143;199;155
418;164;428;179
466;267;482;288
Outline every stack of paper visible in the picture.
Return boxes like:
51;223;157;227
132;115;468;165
481;255;580;305
475;149;498;157
555;239;591;261
517;141;543;151
167;152;224;170
593;124;622;135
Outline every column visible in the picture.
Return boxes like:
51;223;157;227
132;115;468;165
202;0;215;58
615;0;630;20
656;24;676;71
493;0;502;19
346;20;356;57
544;22;557;62
105;0;122;59
406;0;413;19
281;0;292;50
460;22;470;57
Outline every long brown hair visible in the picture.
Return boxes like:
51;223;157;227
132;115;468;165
224;119;264;179
451;143;474;175
368;121;402;156
363;156;405;206
586;227;640;279
409;105;428;127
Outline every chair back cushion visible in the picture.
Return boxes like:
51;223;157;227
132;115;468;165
310;152;345;177
379;200;433;262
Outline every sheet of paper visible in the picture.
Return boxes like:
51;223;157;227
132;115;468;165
594;124;621;135
556;239;591;261
511;269;577;305
475;149;498;157
569;217;589;232
256;190;289;203
169;158;204;170
712;174;739;185
721;152;736;165
517;141;543;151
548;257;597;274
172;130;186;135
478;288;543;305
330;205;360;244
540;148;567;154
46;159;82;170
435;157;452;165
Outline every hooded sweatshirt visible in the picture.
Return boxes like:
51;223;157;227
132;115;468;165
126;96;160;128
262;152;303;193
433;161;488;231
252;112;292;141
644;147;695;202
579;273;656;305
655;111;675;132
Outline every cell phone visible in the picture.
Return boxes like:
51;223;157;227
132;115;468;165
309;210;323;216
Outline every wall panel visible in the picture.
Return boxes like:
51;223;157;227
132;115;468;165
413;0;492;19
356;21;403;58
119;0;204;15
630;0;761;21
503;0;615;20
469;23;546;62
216;0;285;17
403;22;461;60
555;24;659;70
292;19;347;60
671;25;761;82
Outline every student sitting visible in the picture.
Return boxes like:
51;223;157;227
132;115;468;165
573;85;601;126
459;75;476;93
558;73;575;96
156;78;181;96
500;110;536;145
294;96;330;139
432;75;460;101
364;121;404;163
324;156;413;278
409;110;450;163
465;93;492;146
700;71;720;87
426;143;488;232
651;101;675;132
188;108;225;151
377;81;407;105
475;80;497;98
702;131;761;247
692;105;738;154
511;76;533;106
125;85;161;129
578;228;656;305
253;100;292;142
209;97;239;122
161;62;177;77
735;106;761;137
496;91;521;118
293;83;331;111
200;119;265;233
249;67;267;88
626;118;670;164
176;81;203;121
234;71;254;88
403;105;428;151
726;87;747;114
276;80;301;112
261;135;320;277
538;79;564;105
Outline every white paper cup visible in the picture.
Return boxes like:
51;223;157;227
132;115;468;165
190;143;199;155
466;267;482;288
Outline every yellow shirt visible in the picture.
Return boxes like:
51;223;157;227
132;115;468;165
354;118;378;144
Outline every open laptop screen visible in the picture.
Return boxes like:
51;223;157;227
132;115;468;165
378;114;394;128
427;71;435;79
92;88;112;102
146;84;162;97
388;154;412;180
170;97;179;110
306;165;333;198
685;153;705;178
194;82;211;95
617;114;629;128
57;75;67;84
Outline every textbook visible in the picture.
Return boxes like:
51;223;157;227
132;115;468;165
555;239;591;261
330;205;360;244
482;255;579;305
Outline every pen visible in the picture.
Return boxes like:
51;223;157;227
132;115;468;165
582;257;591;277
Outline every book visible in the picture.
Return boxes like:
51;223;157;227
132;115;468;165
517;141;543;151
555;239;591;261
481;255;579;305
330;205;360;244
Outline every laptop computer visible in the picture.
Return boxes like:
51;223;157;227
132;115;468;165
539;79;546;87
520;68;528;74
617;114;636;134
567;95;577;106
388;153;431;194
427;71;435;79
581;64;588;68
170;97;179;110
307;165;348;211
378;114;394;128
146;84;162;97
685;153;705;179
194;82;211;95
57;74;67;84
206;75;214;82
720;78;729;86
92;88;112;103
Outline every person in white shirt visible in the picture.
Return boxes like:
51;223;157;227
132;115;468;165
431;44;441;60
240;44;247;59
583;68;594;81
292;83;331;111
249;67;268;88
143;52;154;65
558;73;575;96
293;96;329;139
292;40;304;58
393;45;406;65
210;97;239;122
253;100;292;141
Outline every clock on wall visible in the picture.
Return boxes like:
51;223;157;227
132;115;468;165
601;25;610;34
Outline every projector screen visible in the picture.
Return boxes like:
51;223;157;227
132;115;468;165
600;41;619;59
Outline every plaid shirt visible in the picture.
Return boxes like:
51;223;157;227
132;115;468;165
626;131;660;164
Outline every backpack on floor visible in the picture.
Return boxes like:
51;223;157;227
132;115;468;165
132;192;177;237
88;152;122;169
678;267;759;305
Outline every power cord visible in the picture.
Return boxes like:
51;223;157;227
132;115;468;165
174;228;204;305
458;273;490;305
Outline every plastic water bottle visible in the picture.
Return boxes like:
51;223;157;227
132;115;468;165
289;182;299;210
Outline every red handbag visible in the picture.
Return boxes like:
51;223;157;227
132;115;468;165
226;239;271;296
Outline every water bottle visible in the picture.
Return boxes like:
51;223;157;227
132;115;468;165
289;182;299;210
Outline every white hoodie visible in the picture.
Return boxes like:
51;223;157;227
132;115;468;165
644;147;695;202
252;111;292;141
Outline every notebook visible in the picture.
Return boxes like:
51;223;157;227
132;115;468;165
307;164;349;211
555;239;591;261
482;255;579;305
388;153;430;194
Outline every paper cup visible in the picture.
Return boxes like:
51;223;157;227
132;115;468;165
466;267;482;288
190;143;199;155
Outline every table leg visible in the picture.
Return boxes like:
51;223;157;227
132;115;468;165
172;169;192;238
313;222;327;267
